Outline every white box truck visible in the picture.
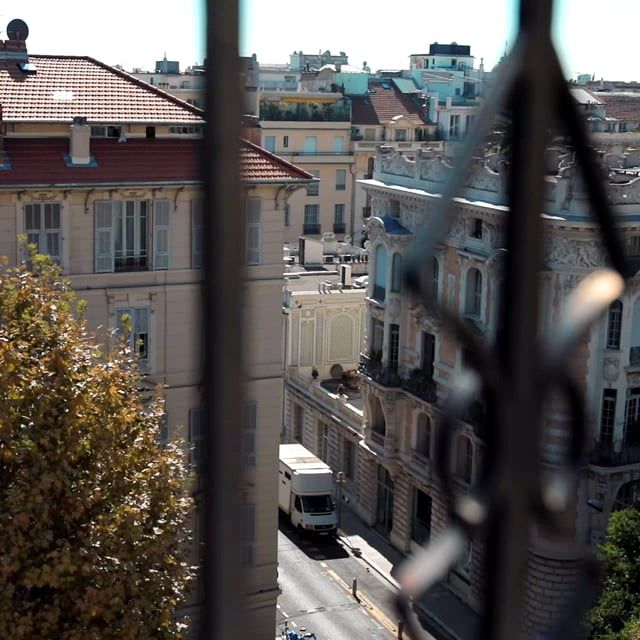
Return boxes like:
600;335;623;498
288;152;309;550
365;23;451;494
279;443;338;536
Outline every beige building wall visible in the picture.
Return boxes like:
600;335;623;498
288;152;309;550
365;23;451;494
259;122;354;243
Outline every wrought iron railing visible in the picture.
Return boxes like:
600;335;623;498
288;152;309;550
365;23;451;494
401;368;437;403
589;439;640;467
358;353;401;387
302;223;321;235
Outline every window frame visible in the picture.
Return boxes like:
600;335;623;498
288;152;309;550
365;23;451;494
246;197;261;266
116;306;151;372
335;169;346;191
24;202;62;265
606;300;622;349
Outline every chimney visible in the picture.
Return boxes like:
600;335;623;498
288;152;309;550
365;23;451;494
70;116;91;165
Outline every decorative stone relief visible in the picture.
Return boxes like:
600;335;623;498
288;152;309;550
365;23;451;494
419;156;452;183
447;217;467;243
380;151;416;178
608;176;640;204
366;218;385;242
628;372;640;387
562;274;583;294
603;357;620;382
626;277;640;296
545;237;606;269
467;165;500;192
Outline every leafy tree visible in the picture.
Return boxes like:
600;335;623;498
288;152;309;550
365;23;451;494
588;507;640;639
0;255;194;639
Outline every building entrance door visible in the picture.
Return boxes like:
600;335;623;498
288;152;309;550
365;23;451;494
376;466;394;535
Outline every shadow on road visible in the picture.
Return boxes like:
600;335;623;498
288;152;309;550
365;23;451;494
278;512;349;561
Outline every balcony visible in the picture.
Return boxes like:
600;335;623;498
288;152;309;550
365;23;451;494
259;100;351;122
302;224;321;235
115;255;148;272
372;284;386;302
401;369;437;404
333;222;346;234
588;439;640;467
358;353;401;387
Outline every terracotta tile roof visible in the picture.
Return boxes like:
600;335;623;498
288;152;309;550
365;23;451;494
0;137;313;187
351;82;430;126
240;139;314;183
0;138;200;186
0;55;203;124
596;92;640;122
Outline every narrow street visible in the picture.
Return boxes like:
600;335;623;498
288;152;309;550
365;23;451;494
275;513;412;640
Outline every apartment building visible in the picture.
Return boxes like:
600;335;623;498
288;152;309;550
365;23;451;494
258;91;353;245
284;139;640;636
0;31;313;640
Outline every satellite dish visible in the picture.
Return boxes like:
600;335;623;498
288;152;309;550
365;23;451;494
330;363;344;379
7;19;29;41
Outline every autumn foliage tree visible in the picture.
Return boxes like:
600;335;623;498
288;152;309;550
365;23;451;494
0;256;194;639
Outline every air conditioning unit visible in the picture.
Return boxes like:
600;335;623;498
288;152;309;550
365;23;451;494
339;264;352;286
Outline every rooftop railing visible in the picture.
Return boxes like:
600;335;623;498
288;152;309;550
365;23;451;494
259;100;351;122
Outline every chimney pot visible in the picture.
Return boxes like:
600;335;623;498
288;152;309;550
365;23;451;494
70;117;91;165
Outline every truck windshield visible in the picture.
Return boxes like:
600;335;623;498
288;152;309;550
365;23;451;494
300;494;333;514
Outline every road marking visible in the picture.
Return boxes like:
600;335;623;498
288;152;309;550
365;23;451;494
280;610;289;618
290;621;297;627
325;569;399;636
320;562;328;568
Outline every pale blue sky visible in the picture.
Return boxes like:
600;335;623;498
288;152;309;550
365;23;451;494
1;1;638;81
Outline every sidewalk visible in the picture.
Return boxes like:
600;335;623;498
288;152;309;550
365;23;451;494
337;502;480;640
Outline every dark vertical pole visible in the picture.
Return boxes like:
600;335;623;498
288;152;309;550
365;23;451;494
202;0;244;638
483;1;555;638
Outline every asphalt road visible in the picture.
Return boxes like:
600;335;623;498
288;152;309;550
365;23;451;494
275;513;405;640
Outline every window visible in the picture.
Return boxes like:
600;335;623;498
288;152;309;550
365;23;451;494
343;438;355;479
293;404;303;441
284;205;291;227
391;253;403;293
389;200;400;218
333;136;344;153
432;257;440;299
188;407;203;468
606;300;623;349
24;203;61;264
373;244;387;301
307;170;320;196
625;390;640;447
451;59;457;67
191;199;203;268
334;204;345;225
470;218;483;239
449;114;460;138
465;115;476;135
455;540;472;582
336;169;346;191
240;503;256;566
629;236;640;257
158;413;168;446
455;435;473;483
364;128;376;141
246;198;261;265
414;413;431;459
411;489;432;545
264;135;275;152
95;200;170;273
421;332;435;380
395;129;407;142
116;307;150;371
465;268;482;317
600;389;616;448
283;135;289;148
371;318;384;354
303;136;317;153
146;126;156;139
304;205;319;226
389;324;400;372
243;402;257;468
90;125;122;138
455;88;461;96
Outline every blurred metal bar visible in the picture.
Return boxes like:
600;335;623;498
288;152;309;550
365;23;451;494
483;1;555;637
201;0;244;638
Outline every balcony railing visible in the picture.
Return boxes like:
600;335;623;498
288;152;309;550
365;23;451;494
370;430;386;447
259;101;351;122
631;346;640;366
588;439;640;467
362;206;372;218
358;353;401;387
115;255;148;272
302;224;321;235
401;369;437;403
333;222;346;234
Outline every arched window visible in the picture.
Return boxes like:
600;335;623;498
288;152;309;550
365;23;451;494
455;435;473;483
432;257;439;299
414;414;431;460
606;300;623;349
465;268;482;317
391;253;403;292
613;480;640;511
373;244;387;302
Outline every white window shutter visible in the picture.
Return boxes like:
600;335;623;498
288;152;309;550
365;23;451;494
95;201;114;272
246;198;261;265
153;199;170;270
